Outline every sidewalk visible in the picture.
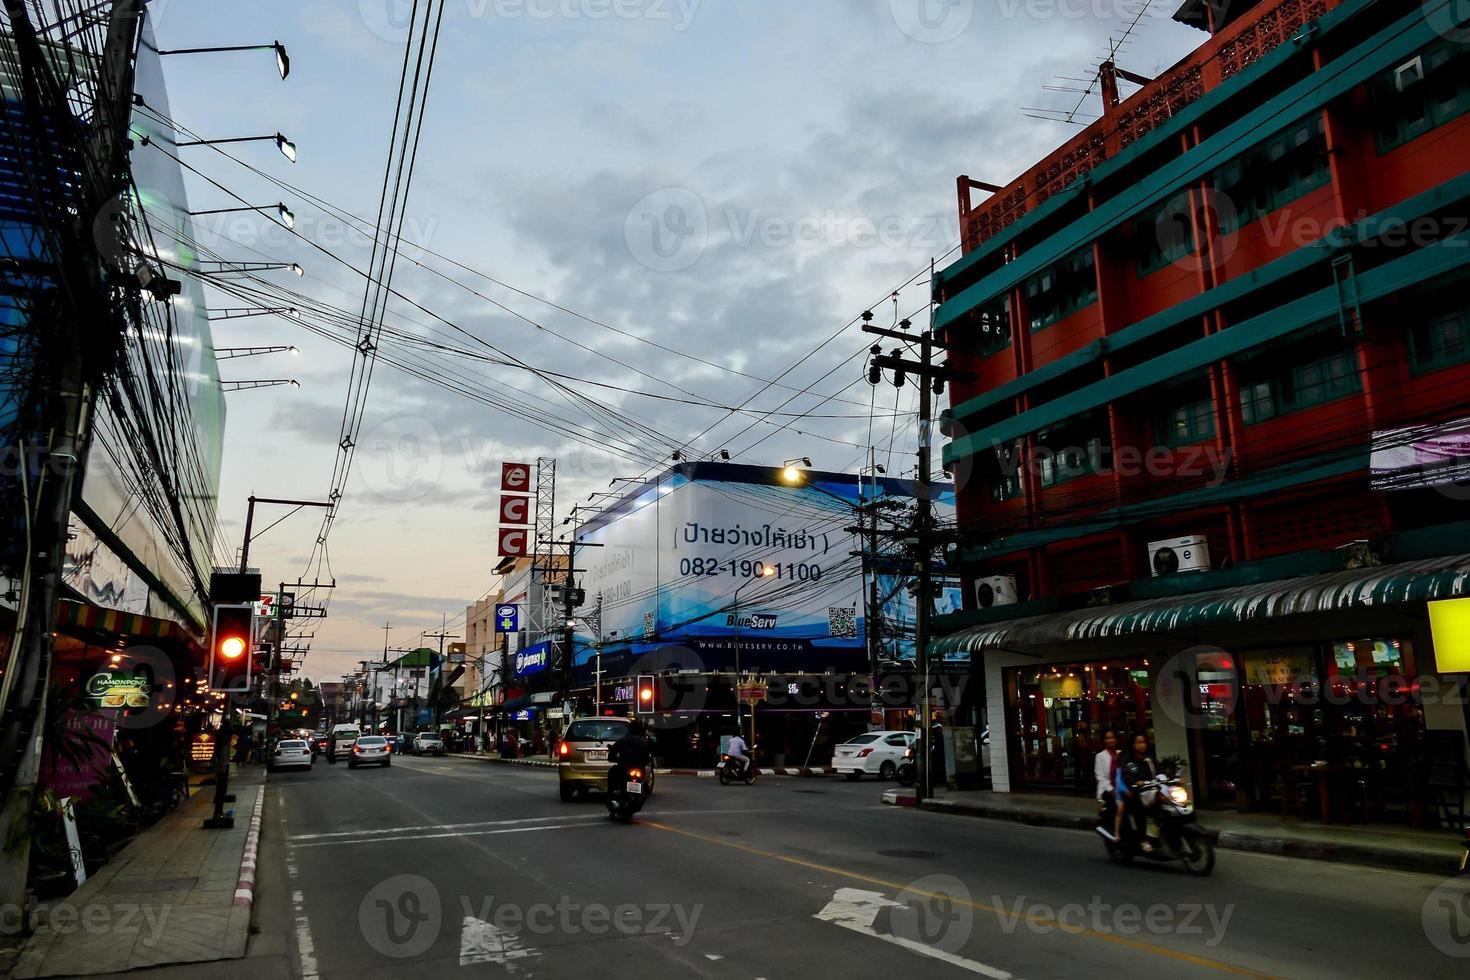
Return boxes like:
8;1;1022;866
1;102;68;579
444;751;830;777
882;786;1466;876
9;767;266;978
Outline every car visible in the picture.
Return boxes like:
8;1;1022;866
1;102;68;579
556;717;653;801
327;723;360;762
269;738;313;772
413;732;445;756
831;730;917;780
348;735;392;768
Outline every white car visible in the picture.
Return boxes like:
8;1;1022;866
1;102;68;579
832;730;916;780
269;738;313;772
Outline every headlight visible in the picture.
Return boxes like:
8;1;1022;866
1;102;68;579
1168;786;1190;804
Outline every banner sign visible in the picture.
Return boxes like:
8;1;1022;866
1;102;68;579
495;604;519;633
498;527;529;557
84;669;151;709
1371;417;1470;491
499;494;531;525
501;462;532;493
514;642;550;676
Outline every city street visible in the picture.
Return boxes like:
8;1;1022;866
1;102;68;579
259;756;1465;979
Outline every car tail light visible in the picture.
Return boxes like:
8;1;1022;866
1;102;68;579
857;748;874;758
558;742;570;757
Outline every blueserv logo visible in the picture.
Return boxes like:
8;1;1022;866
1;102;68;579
725;612;777;630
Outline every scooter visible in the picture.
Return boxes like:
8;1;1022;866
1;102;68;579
606;765;649;823
1096;773;1216;876
716;746;759;785
895;745;916;787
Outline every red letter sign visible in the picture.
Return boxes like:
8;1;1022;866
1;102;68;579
498;527;529;557
499;494;530;525
501;462;531;493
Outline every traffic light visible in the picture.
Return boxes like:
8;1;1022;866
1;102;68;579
636;674;655;715
209;603;255;693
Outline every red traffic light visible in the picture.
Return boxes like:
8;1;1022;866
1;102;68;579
636;675;655;714
209;603;255;693
219;635;247;660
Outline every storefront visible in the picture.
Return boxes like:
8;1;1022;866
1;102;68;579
936;555;1470;824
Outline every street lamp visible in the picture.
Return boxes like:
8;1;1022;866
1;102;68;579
176;132;298;164
188;202;295;229
780;458;813;485
208;307;300;322
198;261;304;277
158;41;290;80
732;566;777;743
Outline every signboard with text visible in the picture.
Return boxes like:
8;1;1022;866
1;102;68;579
498;527;529;557
495;604;519;633
501;462;532;493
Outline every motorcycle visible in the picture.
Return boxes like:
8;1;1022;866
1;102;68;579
1096;772;1216;876
606;765;649;823
716;746;759;785
895;745;916;787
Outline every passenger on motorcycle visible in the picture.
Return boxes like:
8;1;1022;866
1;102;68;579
608;720;651;787
1114;733;1159;853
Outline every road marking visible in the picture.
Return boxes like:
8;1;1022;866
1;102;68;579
279;795;321;980
288;813;604;842
644;820;1279;979
815;888;1015;978
289;822;590;849
460;915;539;969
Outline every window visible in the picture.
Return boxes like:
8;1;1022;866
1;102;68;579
1371;40;1470;153
1025;247;1098;331
1135;201;1194;277
1211;114;1329;233
975;294;1013;357
990;470;1024;503
1035;413;1109;487
1408;306;1470;372
1156;395;1216;447
1237;335;1361;425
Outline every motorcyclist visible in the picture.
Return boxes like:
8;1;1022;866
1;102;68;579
1114;733;1159;853
608;720;651;790
726;731;752;777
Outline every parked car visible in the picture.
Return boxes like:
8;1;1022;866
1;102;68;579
348;735;392;768
831;730;917;780
269;738;313;772
413;732;445;756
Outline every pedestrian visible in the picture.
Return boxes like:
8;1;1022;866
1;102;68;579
1094;729;1119;803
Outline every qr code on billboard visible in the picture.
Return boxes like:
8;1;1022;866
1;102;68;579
827;606;857;638
643;611;656;639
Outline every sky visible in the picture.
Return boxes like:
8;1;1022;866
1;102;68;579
145;0;1206;683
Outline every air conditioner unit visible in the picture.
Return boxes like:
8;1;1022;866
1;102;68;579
1148;535;1210;577
973;575;1018;608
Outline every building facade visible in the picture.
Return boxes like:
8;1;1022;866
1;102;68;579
934;0;1470;820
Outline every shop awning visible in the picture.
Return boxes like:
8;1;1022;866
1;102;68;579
55;600;205;655
933;553;1470;658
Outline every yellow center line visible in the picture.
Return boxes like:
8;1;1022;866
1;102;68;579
643;820;1280;979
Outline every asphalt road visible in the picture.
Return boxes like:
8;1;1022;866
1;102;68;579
258;754;1469;979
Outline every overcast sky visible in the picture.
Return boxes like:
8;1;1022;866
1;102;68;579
148;0;1204;682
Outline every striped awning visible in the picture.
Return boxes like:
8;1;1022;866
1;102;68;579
55;600;204;650
932;553;1470;658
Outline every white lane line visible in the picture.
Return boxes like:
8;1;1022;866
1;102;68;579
287;812;606;842
814;887;1017;979
280;796;321;980
289;822;589;849
460;915;540;969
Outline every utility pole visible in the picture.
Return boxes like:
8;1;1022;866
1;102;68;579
424;613;459;727
862;280;970;806
0;0;144;912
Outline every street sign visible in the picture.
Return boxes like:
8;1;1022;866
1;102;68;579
738;684;765;702
494;604;519;633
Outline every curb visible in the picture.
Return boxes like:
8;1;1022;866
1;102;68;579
233;786;266;907
444;754;829;777
888;794;1461;876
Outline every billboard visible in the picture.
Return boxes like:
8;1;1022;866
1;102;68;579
570;464;954;678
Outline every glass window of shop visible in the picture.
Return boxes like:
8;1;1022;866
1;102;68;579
1006;660;1152;793
1190;636;1426;815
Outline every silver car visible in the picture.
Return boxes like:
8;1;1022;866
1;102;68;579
269;738;313;772
348;735;392;768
